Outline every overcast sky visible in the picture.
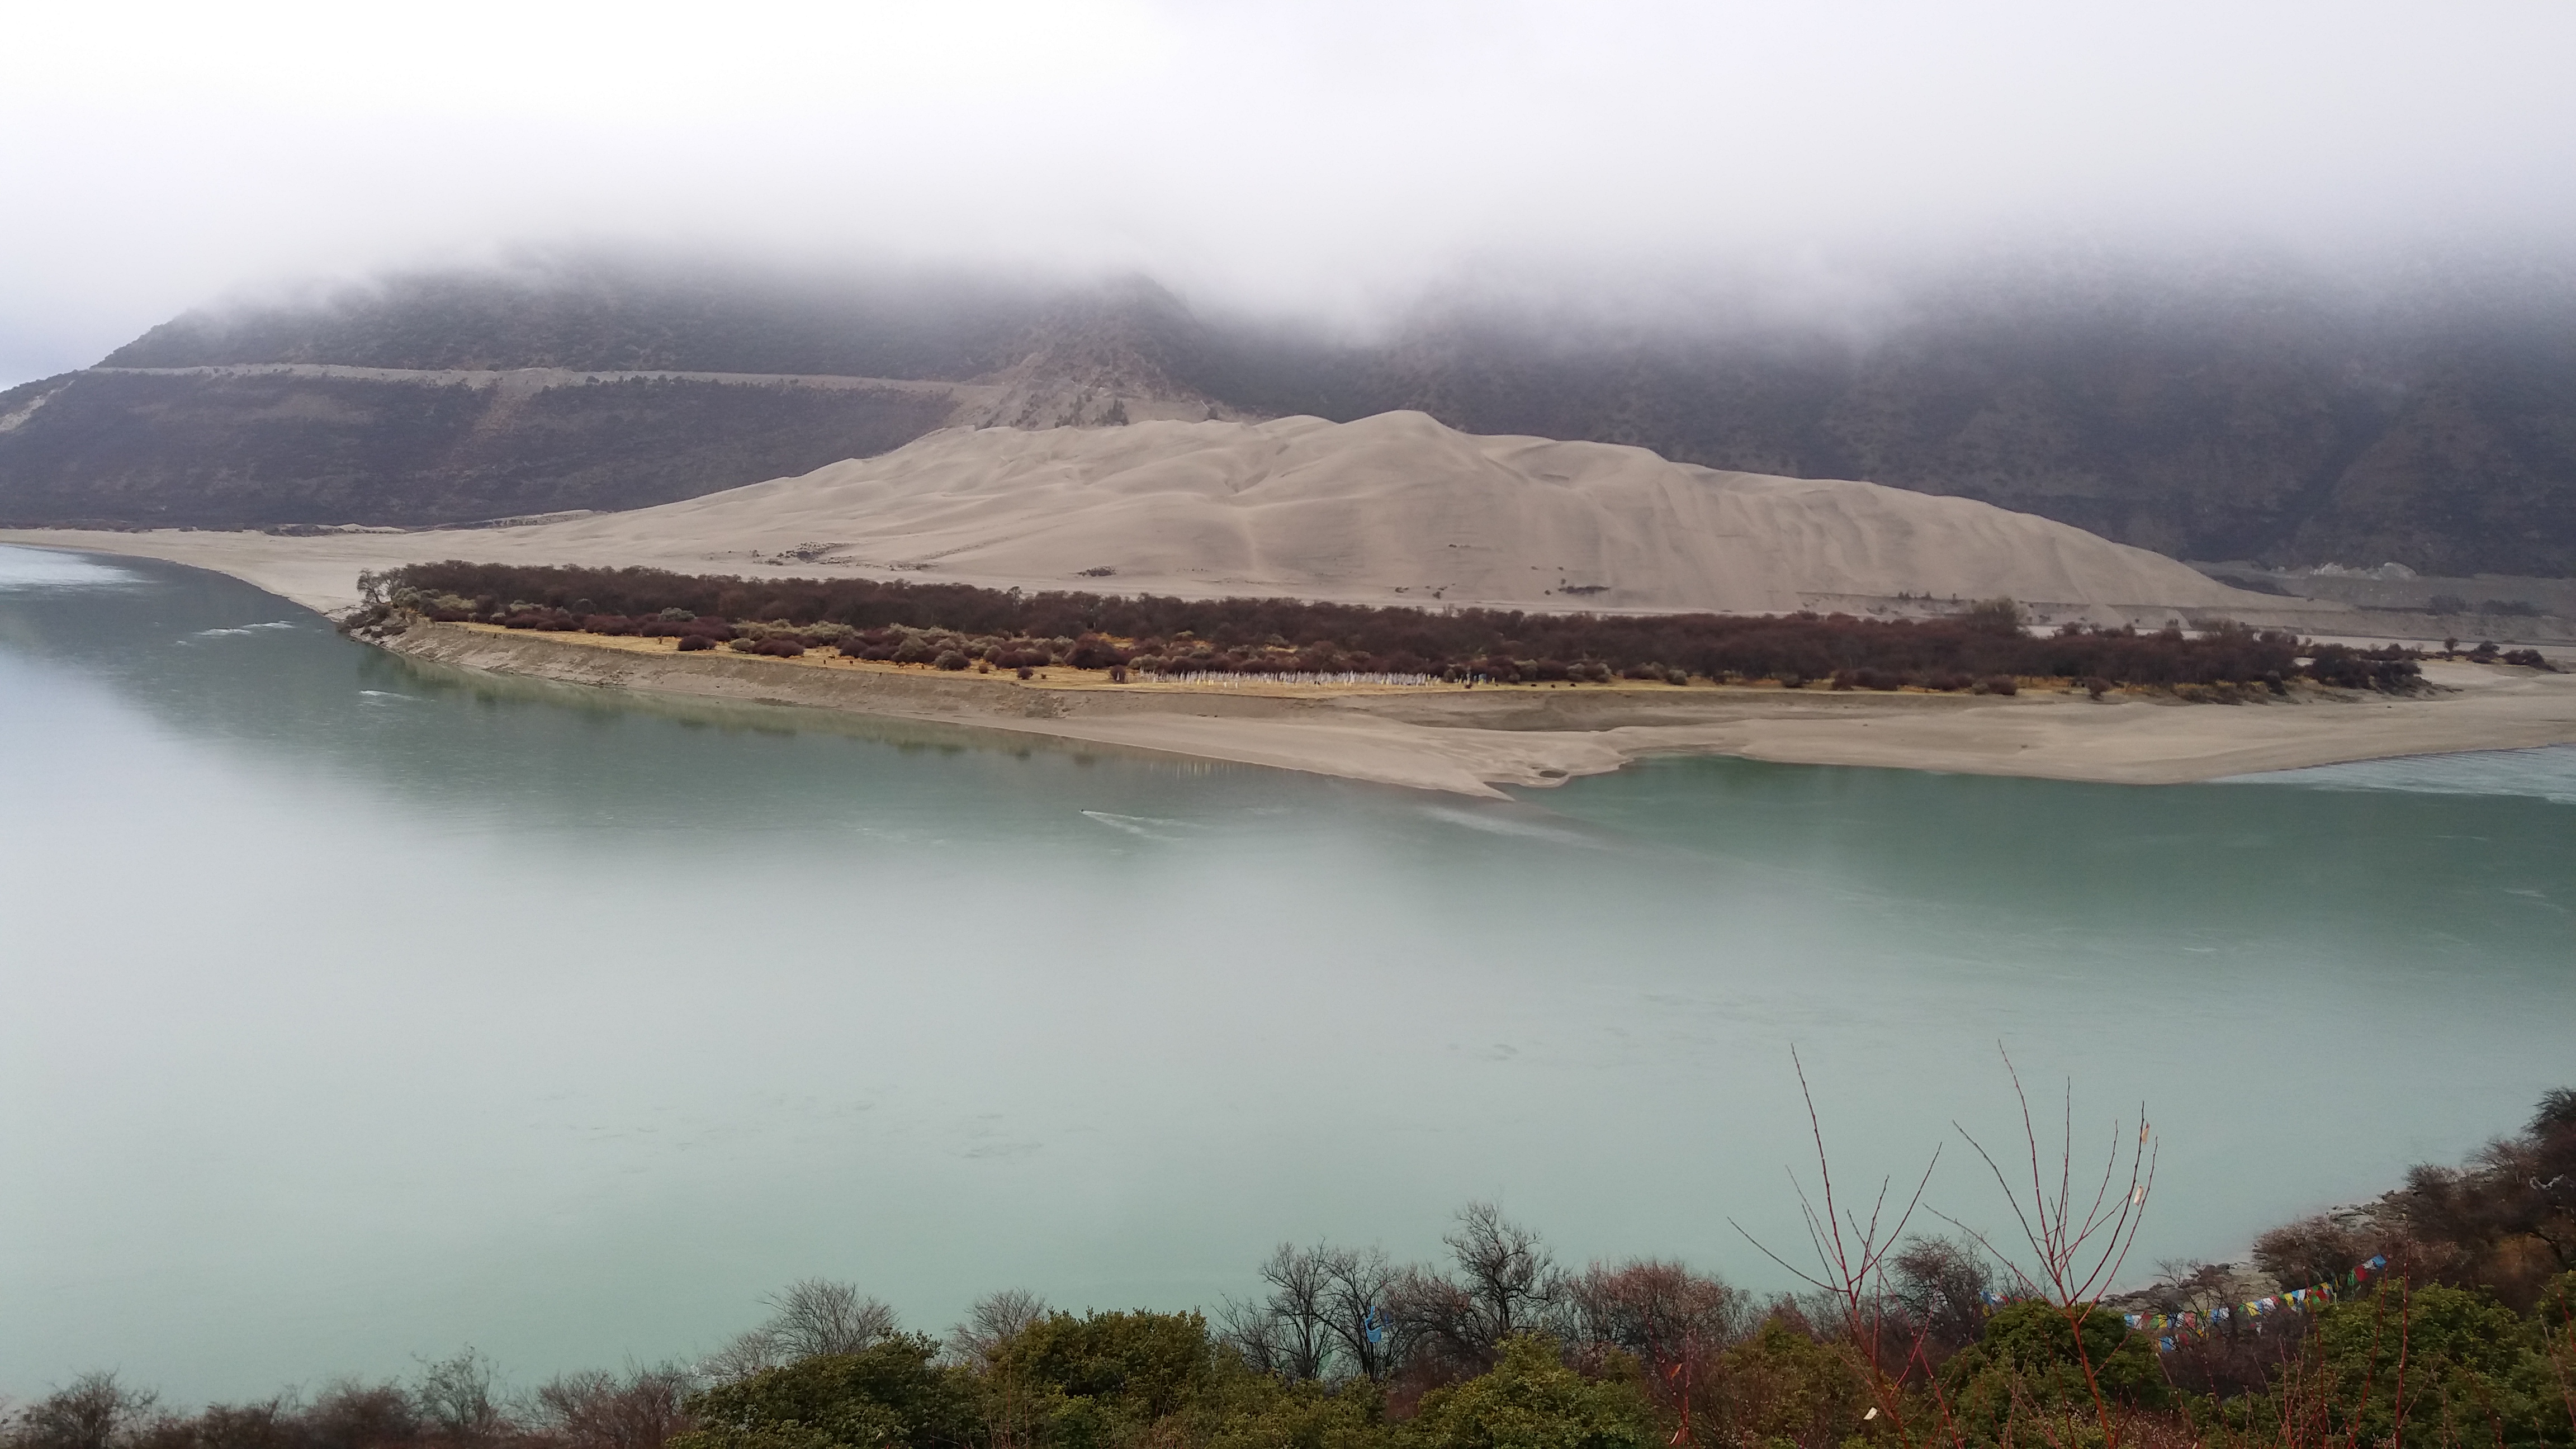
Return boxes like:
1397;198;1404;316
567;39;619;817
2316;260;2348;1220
4;0;2573;386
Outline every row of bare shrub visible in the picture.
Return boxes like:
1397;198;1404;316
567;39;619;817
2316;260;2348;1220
376;562;2425;692
0;1357;686;1449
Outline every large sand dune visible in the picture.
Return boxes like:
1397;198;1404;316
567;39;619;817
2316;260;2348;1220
2;411;2291;620
514;410;2268;615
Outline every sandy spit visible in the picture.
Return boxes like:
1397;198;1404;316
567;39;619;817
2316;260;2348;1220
378;624;2576;799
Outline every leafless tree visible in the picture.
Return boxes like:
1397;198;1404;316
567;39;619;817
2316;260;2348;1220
950;1289;1052;1449
1731;1049;1948;1449
1558;1258;1746;1363
1938;1048;2157;1449
695;1278;899;1382
300;1380;422;1449
528;1367;692;1449
1385;1203;1561;1377
1218;1295;1295;1380
1320;1245;1399;1382
948;1289;1049;1371
1556;1256;1745;1433
1257;1244;1338;1380
1944;1064;2154;1311
140;1398;293;1449
1222;1243;1357;1381
415;1348;509;1447
761;1279;898;1359
1385;1266;1485;1380
695;1330;785;1385
1448;1202;1557;1342
5;1373;159;1449
1889;1236;1997;1357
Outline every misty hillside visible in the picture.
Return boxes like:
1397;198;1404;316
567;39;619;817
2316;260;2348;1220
0;371;958;529
1213;268;2576;579
4;260;2572;576
100;268;1059;377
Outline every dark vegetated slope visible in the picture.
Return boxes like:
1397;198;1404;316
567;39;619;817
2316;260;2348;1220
103;264;1058;377
27;259;2576;572
1202;274;2576;577
2286;317;2576;574
0;372;954;527
7;267;1216;526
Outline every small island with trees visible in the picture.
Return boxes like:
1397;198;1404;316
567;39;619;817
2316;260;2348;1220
352;561;2443;698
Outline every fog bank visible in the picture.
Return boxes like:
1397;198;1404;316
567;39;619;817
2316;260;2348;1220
6;1;2575;385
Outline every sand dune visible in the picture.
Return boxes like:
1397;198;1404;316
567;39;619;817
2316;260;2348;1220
518;410;2272;614
2;411;2296;620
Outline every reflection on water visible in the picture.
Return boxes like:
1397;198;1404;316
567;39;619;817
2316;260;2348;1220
2;544;2569;1403
0;547;141;591
2226;745;2576;806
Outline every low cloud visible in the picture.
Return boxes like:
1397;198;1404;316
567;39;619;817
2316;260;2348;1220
5;0;2574;382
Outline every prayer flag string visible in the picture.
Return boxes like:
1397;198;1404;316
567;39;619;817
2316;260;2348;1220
1996;1254;2392;1353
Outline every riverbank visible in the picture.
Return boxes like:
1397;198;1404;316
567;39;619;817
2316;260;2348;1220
379;621;2576;797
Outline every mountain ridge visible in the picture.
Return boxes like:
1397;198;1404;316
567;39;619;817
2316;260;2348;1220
8;259;2573;575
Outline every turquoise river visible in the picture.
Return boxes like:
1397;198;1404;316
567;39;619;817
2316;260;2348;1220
2;544;2569;1401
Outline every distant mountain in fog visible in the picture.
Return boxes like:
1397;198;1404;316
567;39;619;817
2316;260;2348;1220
4;258;2572;576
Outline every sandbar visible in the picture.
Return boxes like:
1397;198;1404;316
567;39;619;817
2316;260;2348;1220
6;528;2566;796
375;622;2576;798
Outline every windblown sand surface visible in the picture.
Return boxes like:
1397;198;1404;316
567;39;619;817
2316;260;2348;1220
383;624;2576;798
2;411;2309;622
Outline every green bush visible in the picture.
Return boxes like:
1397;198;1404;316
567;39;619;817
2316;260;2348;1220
2296;1284;2569;1449
673;1337;976;1449
1399;1336;1651;1449
1940;1301;2167;1437
1707;1318;1870;1449
987;1310;1220;1449
2537;1270;2576;1333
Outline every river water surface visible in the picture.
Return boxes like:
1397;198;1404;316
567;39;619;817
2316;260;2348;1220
2;544;2569;1401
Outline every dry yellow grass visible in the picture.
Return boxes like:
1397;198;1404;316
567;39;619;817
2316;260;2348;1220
447;623;2078;699
388;623;2576;797
446;622;1605;697
447;623;2092;700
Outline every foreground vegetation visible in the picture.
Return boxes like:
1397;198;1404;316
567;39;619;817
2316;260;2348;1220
14;1082;2570;1449
361;563;2428;693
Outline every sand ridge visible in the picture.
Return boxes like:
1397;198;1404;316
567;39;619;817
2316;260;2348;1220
522;411;2280;615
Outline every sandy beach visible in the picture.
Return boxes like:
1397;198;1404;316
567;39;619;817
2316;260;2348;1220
377;622;2576;798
